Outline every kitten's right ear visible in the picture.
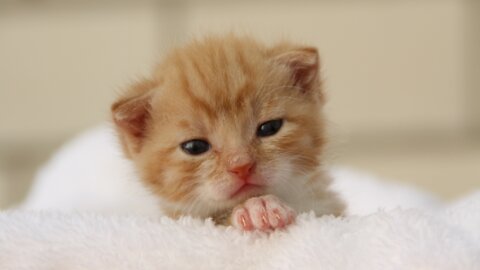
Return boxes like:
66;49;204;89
112;89;153;157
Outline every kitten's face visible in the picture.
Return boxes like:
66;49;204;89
113;37;326;217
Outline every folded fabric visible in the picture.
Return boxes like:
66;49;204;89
1;191;479;270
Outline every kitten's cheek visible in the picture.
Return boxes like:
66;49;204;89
204;187;226;201
269;161;293;180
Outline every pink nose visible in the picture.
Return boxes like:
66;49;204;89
229;162;255;180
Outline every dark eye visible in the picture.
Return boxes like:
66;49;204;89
256;119;283;137
180;139;210;155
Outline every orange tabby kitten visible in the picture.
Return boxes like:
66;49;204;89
112;35;344;231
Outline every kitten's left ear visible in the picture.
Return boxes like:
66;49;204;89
274;47;320;93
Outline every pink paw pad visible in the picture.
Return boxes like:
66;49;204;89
231;195;296;231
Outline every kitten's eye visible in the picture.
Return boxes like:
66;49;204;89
180;139;210;155
256;119;283;137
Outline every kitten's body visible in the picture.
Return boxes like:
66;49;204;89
112;35;344;230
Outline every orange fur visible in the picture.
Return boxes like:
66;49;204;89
112;35;344;220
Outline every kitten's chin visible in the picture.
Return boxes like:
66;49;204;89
223;185;266;207
206;184;266;207
228;183;264;200
204;174;270;206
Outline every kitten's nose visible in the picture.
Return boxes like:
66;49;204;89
229;162;255;181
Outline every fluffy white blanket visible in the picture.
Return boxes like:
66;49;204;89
1;193;480;270
1;126;479;269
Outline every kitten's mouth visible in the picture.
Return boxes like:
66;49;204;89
229;183;263;199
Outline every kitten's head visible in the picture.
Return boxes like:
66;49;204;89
112;36;327;217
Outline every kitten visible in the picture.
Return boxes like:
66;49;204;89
111;35;344;231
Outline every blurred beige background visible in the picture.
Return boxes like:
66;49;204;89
0;0;479;209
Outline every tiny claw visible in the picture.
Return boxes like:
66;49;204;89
272;209;284;228
238;211;253;231
262;213;269;226
241;215;247;229
275;213;283;227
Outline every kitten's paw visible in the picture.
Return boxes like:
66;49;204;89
231;194;296;232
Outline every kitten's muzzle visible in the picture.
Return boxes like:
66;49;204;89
228;183;264;199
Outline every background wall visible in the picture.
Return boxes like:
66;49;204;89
1;0;479;208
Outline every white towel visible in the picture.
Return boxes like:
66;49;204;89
1;191;479;270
